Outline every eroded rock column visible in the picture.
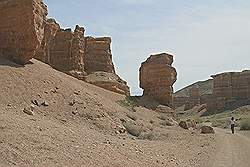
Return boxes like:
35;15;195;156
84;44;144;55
139;53;177;106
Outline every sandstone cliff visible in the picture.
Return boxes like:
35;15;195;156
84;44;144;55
34;19;129;95
0;0;47;64
211;70;250;99
85;37;115;74
139;53;177;107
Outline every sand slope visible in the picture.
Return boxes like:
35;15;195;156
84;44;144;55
0;58;215;167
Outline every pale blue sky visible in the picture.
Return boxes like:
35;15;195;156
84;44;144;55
44;0;250;95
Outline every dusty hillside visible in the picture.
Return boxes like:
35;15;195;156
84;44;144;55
0;58;215;167
174;79;213;97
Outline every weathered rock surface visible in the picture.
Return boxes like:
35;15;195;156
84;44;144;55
212;70;250;99
0;0;48;64
35;21;129;95
139;53;177;107
35;18;60;64
85;72;130;96
84;37;115;74
205;70;250;111
50;26;85;75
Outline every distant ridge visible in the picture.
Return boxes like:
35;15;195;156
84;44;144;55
174;79;213;97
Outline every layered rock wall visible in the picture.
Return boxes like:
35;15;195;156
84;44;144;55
35;19;60;64
84;37;115;74
50;26;85;73
212;70;250;99
140;53;177;106
35;19;129;95
0;0;47;64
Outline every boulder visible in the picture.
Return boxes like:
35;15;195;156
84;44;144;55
0;0;48;64
179;121;188;130
201;126;215;134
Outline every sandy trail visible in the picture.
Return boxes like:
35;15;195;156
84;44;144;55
208;128;250;167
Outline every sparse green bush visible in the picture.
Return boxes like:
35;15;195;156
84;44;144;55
240;119;250;130
116;96;138;111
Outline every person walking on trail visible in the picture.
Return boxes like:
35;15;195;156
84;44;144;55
230;117;236;134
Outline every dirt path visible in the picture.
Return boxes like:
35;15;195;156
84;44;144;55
207;128;250;167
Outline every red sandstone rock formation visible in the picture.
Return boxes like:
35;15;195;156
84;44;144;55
212;70;250;99
35;19;129;95
35;23;86;79
84;37;115;74
35;19;60;64
0;0;48;64
204;70;250;111
139;53;177;107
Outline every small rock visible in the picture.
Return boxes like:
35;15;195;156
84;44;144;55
23;108;34;116
31;100;39;106
41;101;49;107
72;111;77;115
51;90;57;93
74;91;81;95
30;104;35;111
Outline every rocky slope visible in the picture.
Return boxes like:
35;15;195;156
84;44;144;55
0;58;215;166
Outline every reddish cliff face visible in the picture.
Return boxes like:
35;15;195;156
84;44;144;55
34;19;129;95
212;70;250;99
139;53;177;107
0;0;48;64
84;37;115;74
35;24;86;79
35;19;60;64
50;26;85;74
203;70;250;111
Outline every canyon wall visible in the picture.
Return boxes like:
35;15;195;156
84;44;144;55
139;53;177;107
34;19;129;95
0;0;47;64
212;70;250;99
85;37;115;74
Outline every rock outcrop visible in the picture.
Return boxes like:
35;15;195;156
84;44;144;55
84;37;115;74
35;19;129;95
0;0;48;64
85;72;130;96
35;18;60;64
139;53;177;107
212;70;250;99
36;24;85;78
204;70;250;111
